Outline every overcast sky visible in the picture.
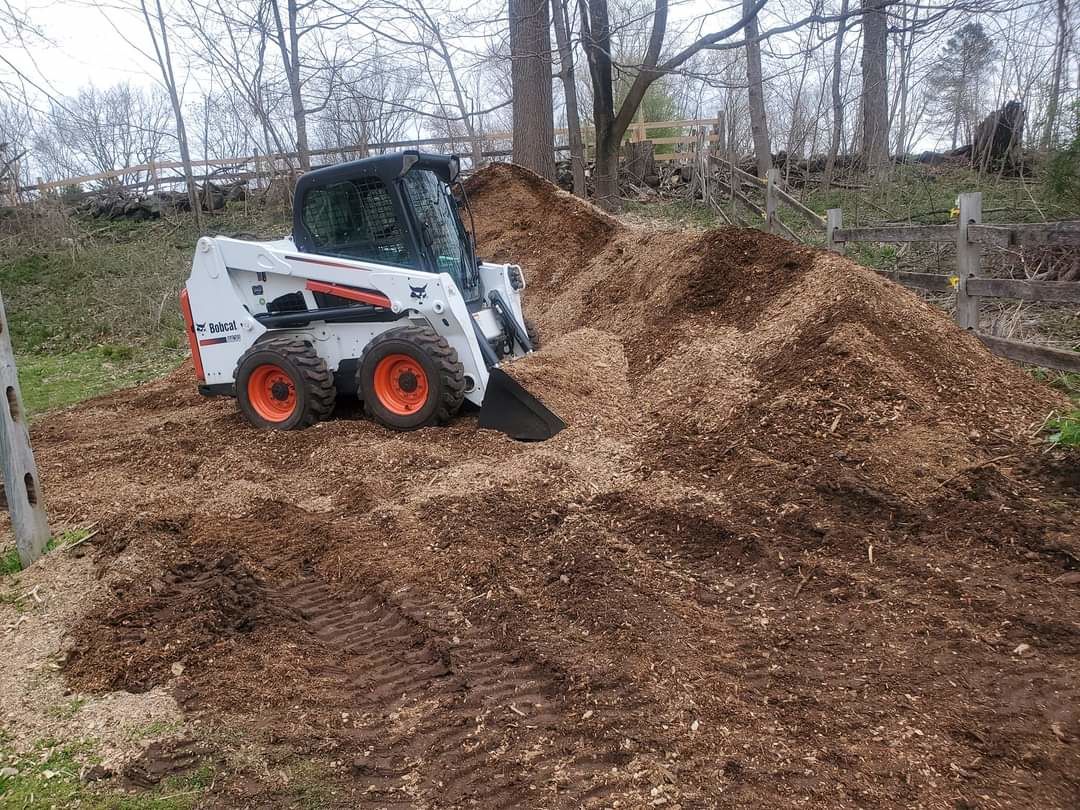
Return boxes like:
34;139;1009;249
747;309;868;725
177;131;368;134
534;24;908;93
12;0;736;103
13;1;161;98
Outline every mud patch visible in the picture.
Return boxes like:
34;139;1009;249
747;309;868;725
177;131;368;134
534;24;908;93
66;554;272;693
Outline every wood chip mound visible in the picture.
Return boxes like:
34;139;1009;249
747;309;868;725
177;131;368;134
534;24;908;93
9;163;1077;807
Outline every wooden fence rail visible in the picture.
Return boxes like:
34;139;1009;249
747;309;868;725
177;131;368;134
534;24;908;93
826;195;1080;373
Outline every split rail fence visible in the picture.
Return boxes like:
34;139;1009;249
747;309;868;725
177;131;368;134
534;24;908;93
12;117;724;198
824;195;1080;373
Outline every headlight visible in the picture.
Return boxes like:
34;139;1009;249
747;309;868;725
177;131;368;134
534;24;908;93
508;265;525;290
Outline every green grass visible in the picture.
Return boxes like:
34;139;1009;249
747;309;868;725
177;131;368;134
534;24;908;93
0;525;99;577
1;202;288;417
17;347;185;417
47;527;92;551
0;738;210;808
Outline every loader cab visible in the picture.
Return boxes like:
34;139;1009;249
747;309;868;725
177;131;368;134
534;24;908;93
293;151;482;303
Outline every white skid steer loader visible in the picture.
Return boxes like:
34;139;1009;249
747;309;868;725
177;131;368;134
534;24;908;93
181;151;564;440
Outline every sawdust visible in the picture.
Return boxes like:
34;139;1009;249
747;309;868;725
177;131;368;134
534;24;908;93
0;162;1076;807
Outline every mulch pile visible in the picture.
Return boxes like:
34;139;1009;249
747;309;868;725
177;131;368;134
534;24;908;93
32;163;1079;807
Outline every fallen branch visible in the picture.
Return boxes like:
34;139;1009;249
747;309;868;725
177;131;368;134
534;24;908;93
930;454;1018;492
62;527;100;551
792;568;813;600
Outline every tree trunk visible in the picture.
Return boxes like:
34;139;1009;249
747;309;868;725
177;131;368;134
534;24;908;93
823;0;848;189
271;0;310;171
593;142;619;207
1041;0;1068;147
744;0;771;178
893;0;919;157
509;0;555;180
551;0;585;195
141;0;201;227
859;0;889;173
579;0;619;209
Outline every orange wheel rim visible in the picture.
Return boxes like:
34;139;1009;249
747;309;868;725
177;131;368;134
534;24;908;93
247;363;297;422
373;353;429;416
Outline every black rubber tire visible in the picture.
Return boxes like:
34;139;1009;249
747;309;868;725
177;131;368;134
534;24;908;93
358;325;465;430
234;337;336;430
525;317;541;351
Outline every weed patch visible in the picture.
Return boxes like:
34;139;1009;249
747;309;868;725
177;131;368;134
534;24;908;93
1045;409;1080;448
0;549;20;576
17;347;185;417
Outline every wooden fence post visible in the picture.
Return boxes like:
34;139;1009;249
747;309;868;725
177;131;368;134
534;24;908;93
826;208;845;254
765;167;779;234
0;291;49;568
954;192;982;330
712;111;725;160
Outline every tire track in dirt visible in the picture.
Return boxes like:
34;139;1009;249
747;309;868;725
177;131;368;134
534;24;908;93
270;572;635;806
71;542;644;806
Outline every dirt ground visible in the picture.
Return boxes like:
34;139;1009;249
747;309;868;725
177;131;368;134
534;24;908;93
3;164;1078;808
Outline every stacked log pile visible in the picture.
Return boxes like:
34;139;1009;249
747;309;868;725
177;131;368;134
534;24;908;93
77;181;247;220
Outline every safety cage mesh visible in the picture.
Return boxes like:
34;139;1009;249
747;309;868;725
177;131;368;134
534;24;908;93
300;177;410;266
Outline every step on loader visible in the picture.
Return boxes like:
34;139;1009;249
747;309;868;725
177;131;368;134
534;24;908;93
181;151;564;441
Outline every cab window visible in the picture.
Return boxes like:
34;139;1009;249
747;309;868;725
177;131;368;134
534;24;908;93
300;178;411;266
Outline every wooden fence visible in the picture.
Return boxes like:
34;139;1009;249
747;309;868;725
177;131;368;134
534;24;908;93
15;117;723;197
825;194;1080;373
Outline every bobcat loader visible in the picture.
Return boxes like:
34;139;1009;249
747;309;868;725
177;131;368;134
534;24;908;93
180;151;564;440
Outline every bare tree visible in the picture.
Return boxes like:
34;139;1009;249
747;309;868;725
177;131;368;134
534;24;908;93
576;0;769;209
349;0;486;167
1041;0;1070;147
269;0;313;169
824;0;850;186
138;0;201;223
181;0;294;165
315;57;419;154
34;84;173;185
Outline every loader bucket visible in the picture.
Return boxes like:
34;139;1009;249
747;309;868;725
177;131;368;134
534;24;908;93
478;368;566;441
